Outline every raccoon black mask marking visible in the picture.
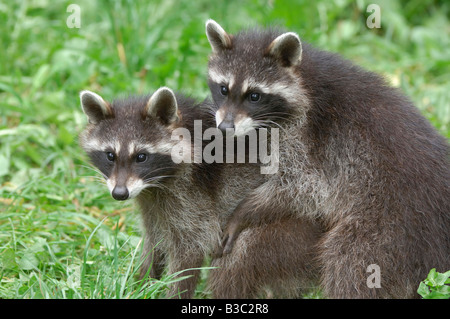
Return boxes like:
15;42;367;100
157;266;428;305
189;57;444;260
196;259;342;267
79;87;183;201
206;20;303;135
79;86;322;299
205;19;450;299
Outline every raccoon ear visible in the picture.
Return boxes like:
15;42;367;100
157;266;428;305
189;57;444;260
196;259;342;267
267;32;302;67
80;90;113;124
206;19;232;53
145;87;179;125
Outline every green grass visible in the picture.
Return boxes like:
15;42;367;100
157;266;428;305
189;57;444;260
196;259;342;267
417;268;450;299
0;0;449;299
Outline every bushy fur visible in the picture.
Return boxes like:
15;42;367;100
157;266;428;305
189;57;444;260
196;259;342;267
206;21;450;298
209;217;320;298
79;88;322;298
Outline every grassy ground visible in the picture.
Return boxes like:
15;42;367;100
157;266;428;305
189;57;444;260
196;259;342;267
0;0;448;299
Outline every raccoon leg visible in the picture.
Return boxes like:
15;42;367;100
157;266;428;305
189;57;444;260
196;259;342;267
209;217;322;298
318;219;382;298
318;212;435;299
166;252;205;299
139;246;166;281
219;184;291;256
139;230;167;280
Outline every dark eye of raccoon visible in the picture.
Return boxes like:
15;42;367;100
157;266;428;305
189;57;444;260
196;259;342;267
249;92;261;102
136;153;147;163
106;152;115;162
220;86;228;96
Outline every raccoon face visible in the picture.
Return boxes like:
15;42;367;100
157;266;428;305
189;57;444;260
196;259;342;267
79;87;180;201
206;19;303;136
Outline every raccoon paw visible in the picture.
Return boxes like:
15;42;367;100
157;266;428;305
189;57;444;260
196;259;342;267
211;234;232;258
220;222;245;256
222;232;235;255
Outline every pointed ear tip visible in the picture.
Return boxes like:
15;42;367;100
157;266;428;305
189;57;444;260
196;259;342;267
278;32;301;44
290;32;302;44
205;19;218;28
79;90;100;102
270;32;302;55
79;91;93;105
206;19;227;36
155;86;175;97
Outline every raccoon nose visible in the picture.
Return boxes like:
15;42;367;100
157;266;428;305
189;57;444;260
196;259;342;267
112;186;129;201
218;120;235;132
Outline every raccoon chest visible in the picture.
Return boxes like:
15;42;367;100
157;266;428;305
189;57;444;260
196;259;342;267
275;133;332;217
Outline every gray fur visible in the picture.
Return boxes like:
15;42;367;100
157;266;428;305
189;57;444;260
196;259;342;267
79;88;321;298
206;20;450;298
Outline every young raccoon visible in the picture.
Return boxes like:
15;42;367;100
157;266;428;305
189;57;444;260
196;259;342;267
79;87;321;298
206;20;450;298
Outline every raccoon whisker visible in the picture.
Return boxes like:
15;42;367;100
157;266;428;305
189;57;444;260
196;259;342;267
82;176;107;186
141;167;178;180
253;116;287;127
203;101;219;113
148;183;169;191
142;173;178;187
78;164;108;179
79;163;99;171
140;185;159;194
143;175;177;184
253;119;284;130
205;108;218;116
252;113;296;124
256;116;295;123
142;180;170;192
78;164;95;170
255;118;296;128
253;111;295;119
205;110;219;122
210;99;221;109
253;119;291;136
140;171;169;183
253;111;293;117
80;172;107;183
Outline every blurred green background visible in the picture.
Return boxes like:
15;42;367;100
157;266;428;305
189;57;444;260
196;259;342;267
0;0;449;298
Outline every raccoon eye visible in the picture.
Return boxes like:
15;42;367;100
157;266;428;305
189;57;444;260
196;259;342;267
220;86;228;96
136;153;147;163
249;92;261;102
106;152;115;162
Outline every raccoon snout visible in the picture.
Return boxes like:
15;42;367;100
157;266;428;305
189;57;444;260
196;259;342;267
217;109;235;132
112;185;129;201
218;120;235;132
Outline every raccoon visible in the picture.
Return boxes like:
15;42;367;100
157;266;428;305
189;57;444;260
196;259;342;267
205;20;450;298
79;87;321;298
